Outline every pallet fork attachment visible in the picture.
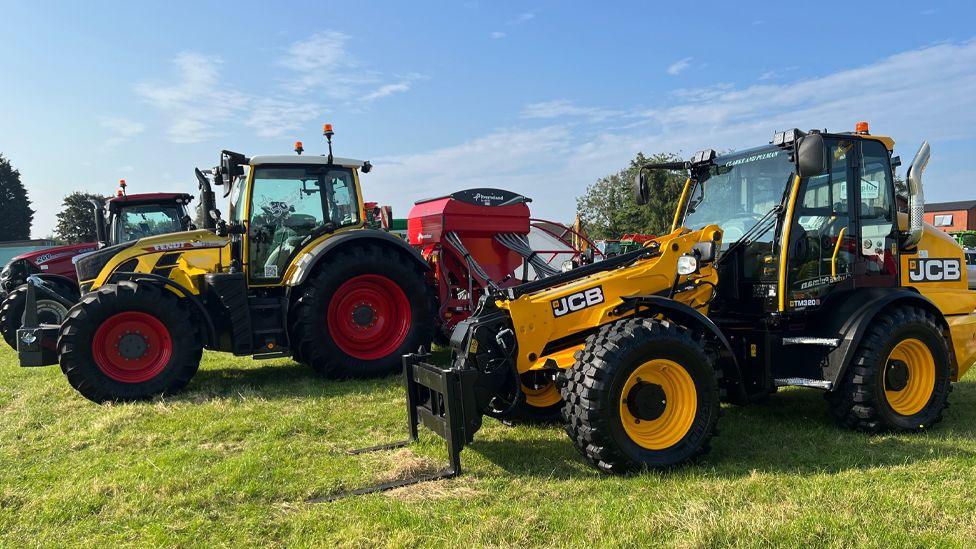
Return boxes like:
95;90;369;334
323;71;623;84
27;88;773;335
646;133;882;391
312;353;483;502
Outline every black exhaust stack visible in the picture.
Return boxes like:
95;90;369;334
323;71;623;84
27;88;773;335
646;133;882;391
88;197;108;246
194;168;218;231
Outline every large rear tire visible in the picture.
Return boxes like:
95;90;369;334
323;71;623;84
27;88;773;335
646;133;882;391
827;306;951;432
561;318;720;473
291;243;435;378
1;284;73;350
58;281;202;403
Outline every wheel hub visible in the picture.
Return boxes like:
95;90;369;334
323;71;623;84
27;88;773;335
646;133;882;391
351;303;376;328
885;359;910;391
626;380;668;421
117;332;148;360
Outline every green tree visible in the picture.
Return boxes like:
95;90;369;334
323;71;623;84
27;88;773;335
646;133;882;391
0;154;34;241
576;152;685;239
55;192;103;243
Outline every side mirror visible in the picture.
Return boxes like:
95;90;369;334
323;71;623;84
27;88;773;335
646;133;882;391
633;170;649;205
795;133;826;178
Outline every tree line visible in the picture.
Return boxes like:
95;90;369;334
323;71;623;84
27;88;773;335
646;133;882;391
0;154;106;243
575;152;686;240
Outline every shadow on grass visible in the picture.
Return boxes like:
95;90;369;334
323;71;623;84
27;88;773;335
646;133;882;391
175;347;453;402
174;360;404;402
470;383;976;480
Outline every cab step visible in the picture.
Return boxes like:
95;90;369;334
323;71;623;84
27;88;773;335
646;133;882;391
774;377;832;389
781;337;840;347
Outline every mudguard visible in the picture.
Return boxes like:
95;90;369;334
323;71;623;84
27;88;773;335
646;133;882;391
286;229;429;287
620;294;747;404
822;288;950;386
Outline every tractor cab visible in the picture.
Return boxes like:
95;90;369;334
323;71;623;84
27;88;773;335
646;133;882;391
671;126;906;319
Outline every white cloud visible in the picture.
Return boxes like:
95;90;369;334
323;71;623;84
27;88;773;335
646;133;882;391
245;99;323;139
511;12;535;24
100;117;145;137
490;31;507;39
99;117;146;149
362;82;411;102
666;57;694;76
136;31;420;143
134;52;249;143
520;99;625;122
368;40;976;221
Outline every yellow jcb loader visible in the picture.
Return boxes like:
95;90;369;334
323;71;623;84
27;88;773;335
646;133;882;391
339;123;976;498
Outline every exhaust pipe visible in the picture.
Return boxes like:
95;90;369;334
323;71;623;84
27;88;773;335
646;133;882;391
194;168;218;231
904;141;930;248
87;197;107;247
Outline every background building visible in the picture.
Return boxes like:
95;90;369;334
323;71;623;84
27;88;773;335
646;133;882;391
923;200;976;232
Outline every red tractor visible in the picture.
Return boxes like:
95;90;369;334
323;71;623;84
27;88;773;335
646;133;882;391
0;186;195;348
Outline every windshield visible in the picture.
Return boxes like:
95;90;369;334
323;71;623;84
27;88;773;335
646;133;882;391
113;204;185;243
248;165;360;281
683;146;794;243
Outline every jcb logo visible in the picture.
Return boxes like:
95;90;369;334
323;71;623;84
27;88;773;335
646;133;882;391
908;258;961;282
552;286;605;318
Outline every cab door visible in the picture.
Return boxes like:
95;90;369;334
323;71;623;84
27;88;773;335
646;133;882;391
783;137;858;310
853;139;899;287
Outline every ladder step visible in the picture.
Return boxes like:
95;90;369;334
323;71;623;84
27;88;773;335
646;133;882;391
774;378;832;390
781;337;840;347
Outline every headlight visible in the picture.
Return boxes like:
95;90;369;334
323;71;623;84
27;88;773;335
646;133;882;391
561;259;575;272
676;255;699;275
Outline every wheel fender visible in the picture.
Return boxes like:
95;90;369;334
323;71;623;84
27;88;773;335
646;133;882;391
824;288;951;387
286;229;429;288
624;295;747;404
107;272;217;348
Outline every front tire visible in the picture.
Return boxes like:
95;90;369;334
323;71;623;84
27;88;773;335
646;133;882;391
291;243;435;378
827;306;951;431
58;281;202;403
561;318;721;473
1;284;73;349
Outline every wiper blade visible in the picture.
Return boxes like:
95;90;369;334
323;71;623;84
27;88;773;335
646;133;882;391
301;222;337;246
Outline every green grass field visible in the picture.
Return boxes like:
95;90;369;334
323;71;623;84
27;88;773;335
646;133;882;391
2;346;976;547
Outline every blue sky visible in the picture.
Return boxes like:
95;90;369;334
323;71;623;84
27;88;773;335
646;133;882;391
2;1;975;237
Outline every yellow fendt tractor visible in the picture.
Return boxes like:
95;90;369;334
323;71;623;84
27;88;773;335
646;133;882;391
344;123;976;497
18;127;434;401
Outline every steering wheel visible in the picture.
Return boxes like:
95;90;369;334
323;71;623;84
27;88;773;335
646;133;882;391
720;212;763;242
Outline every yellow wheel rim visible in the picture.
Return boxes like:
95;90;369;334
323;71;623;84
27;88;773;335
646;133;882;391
884;338;935;416
619;359;697;450
521;374;562;408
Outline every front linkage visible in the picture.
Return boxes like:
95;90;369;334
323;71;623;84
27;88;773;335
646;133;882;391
17;278;66;367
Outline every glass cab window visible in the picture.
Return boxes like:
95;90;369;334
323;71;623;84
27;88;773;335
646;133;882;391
786;138;856;307
113;205;185;243
247;165;360;282
858;140;897;278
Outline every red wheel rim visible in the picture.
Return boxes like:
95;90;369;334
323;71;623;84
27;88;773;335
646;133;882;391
327;274;411;360
92;312;173;383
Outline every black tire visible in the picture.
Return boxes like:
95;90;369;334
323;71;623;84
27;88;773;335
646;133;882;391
827;305;951;432
291;243;435;378
58;281;202;403
0;284;74;349
561;317;721;473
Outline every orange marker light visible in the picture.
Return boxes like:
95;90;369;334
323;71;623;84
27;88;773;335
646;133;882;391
119;179;127;188
323;123;334;136
294;140;304;155
855;121;869;134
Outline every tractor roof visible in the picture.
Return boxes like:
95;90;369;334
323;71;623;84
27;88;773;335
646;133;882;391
107;192;193;205
248;155;366;169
